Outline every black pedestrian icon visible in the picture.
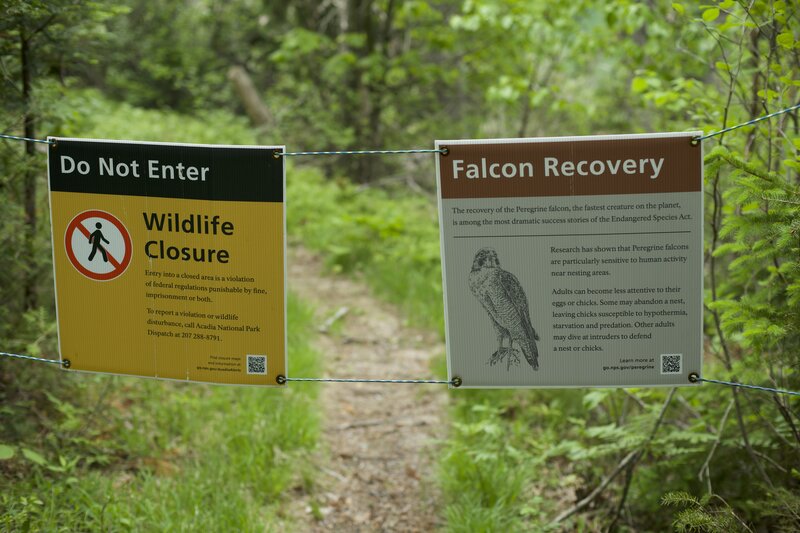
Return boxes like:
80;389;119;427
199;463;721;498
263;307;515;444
65;210;132;281
88;222;110;262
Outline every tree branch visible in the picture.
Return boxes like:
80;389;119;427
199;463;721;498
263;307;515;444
552;389;676;525
698;398;735;494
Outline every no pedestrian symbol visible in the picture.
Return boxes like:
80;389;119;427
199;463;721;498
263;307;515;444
64;210;132;281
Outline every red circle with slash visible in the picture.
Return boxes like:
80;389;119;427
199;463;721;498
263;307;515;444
64;210;132;281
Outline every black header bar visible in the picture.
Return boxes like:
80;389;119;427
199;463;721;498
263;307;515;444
48;138;283;203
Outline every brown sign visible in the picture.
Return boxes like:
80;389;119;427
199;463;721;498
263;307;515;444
438;135;701;199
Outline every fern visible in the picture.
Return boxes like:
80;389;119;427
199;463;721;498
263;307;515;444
663;491;751;532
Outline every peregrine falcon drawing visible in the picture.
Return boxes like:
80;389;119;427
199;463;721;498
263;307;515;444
468;247;540;371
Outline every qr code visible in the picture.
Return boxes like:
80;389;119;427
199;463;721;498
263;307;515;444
247;355;267;375
661;354;682;375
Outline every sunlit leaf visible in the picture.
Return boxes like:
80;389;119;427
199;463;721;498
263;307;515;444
0;444;15;460
702;8;720;22
21;448;47;466
777;31;794;50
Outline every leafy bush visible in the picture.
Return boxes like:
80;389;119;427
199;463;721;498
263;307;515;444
287;169;445;333
52;88;258;145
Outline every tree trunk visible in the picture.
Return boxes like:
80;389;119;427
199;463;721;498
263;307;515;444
344;0;374;182
21;34;37;311
227;66;271;129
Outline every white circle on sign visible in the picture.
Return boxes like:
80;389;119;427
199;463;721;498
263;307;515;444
64;210;132;281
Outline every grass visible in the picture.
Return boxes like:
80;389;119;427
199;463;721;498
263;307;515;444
1;292;320;531
1;93;320;531
286;169;445;334
281;167;737;532
283;169;560;530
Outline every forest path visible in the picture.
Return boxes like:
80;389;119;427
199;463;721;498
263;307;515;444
287;246;449;532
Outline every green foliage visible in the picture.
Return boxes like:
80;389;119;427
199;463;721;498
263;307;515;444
287;168;445;332
278;1;800;527
450;0;630;137
0;292;320;531
101;0;228;112
278;2;799;530
439;394;556;532
0;1;123;90
0;150;48;346
53;88;258;145
662;491;749;532
705;146;800;356
2;0;800;531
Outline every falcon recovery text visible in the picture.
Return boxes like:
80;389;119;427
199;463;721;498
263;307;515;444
451;157;665;180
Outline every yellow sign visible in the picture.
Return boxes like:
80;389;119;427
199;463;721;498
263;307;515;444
48;138;286;386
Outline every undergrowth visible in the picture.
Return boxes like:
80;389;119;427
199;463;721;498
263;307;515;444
285;164;799;532
287;169;445;334
2;88;796;532
0;292;320;531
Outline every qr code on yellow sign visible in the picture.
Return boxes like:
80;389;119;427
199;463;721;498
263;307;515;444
247;355;267;375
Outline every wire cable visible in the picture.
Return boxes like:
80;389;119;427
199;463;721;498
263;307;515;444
693;102;800;142
692;376;800;397
7;103;800;151
3;351;797;395
276;148;447;157
0;133;55;145
281;376;457;385
0;351;61;364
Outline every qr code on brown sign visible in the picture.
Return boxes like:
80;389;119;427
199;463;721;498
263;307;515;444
247;355;267;375
660;354;682;375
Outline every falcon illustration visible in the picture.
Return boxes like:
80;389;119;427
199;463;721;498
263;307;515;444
468;248;540;370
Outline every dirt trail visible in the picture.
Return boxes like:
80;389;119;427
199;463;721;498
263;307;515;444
287;247;449;532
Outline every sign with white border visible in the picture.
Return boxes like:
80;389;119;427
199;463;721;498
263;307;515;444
48;138;286;386
436;133;703;388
